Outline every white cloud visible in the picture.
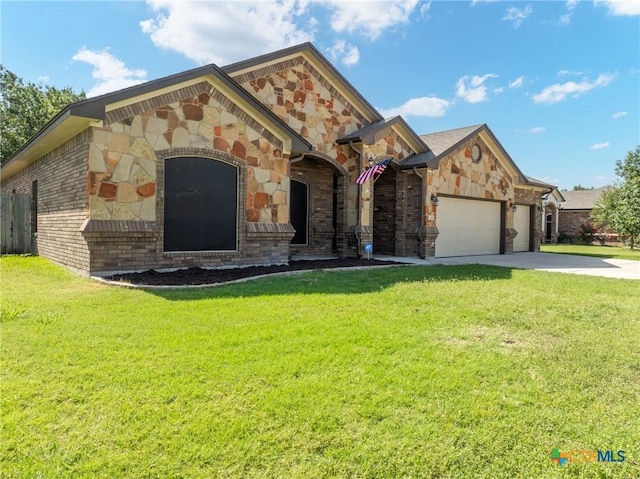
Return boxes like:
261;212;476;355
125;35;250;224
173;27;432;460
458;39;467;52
493;87;504;93
326;40;360;67
558;13;572;24
378;96;450;118
611;111;628;118
590;141;610;150
37;76;50;84
566;0;579;9
557;69;585;76
509;76;525;88
539;175;561;186
420;1;432;17
532;73;615;104
140;0;313;66
502;4;532;27
455;74;498;103
593;174;614;186
72;48;147;97
595;0;640;16
320;0;420;40
140;0;421;65
528;127;545;133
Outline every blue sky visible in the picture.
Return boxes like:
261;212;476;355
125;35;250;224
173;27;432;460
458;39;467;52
2;0;638;189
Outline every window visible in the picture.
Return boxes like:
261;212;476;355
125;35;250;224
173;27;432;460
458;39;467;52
164;157;237;252
290;179;308;245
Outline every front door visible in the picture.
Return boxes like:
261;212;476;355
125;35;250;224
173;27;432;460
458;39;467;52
546;214;552;242
290;179;309;245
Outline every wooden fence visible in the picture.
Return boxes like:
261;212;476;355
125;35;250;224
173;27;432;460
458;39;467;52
1;194;32;254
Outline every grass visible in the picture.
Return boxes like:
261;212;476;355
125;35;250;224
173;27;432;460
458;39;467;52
541;243;640;261
1;256;640;478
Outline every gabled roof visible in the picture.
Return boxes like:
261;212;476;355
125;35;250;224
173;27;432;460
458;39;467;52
419;124;483;157
336;116;430;154
223;42;384;124
2;62;311;181
407;123;527;183
526;176;565;200
559;186;609;210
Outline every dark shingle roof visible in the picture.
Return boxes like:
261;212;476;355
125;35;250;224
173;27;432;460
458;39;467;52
419;124;483;156
559;186;609;210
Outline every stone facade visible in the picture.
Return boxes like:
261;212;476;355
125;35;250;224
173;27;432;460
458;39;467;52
1;44;548;274
423;136;521;256
514;186;543;251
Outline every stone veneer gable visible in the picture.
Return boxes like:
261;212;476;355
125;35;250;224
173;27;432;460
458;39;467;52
88;82;290;225
429;137;514;202
232;57;366;160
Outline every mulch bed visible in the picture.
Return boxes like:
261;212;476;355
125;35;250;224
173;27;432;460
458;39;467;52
104;258;400;286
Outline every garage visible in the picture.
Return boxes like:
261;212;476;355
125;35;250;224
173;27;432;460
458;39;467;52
513;205;531;252
435;197;502;257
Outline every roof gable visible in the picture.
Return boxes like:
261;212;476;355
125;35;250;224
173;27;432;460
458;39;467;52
223;42;383;125
2;63;310;181
411;124;527;183
336;116;430;155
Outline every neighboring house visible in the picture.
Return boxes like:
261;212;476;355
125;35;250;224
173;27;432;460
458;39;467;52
558;186;610;240
0;43;554;275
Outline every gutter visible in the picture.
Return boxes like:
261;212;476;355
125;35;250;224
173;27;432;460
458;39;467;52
348;141;362;257
413;167;426;258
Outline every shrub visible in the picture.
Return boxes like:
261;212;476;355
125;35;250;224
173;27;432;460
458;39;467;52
557;230;572;244
578;222;597;244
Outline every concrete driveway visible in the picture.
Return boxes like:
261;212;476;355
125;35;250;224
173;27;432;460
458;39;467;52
383;252;640;280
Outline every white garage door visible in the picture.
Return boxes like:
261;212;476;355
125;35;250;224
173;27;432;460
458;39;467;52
513;206;531;252
435;197;501;257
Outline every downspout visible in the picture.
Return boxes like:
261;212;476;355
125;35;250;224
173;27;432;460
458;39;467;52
348;141;362;257
413;167;426;259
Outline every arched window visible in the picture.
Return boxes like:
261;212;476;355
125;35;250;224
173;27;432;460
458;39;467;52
164;157;238;252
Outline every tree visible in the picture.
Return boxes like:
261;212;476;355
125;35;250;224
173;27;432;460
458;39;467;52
0;65;85;163
572;184;594;191
592;145;640;249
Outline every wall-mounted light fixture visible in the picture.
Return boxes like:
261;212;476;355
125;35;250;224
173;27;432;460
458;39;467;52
511;203;518;212
431;194;439;207
367;153;374;169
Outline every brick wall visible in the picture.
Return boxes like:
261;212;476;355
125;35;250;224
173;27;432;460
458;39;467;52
558;210;592;238
1;131;91;272
289;157;337;256
372;168;396;254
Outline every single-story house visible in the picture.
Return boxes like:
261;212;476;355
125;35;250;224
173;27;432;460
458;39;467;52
0;43;555;275
558;186;611;241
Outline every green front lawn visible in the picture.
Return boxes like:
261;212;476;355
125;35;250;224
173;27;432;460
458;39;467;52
2;256;639;478
541;243;640;261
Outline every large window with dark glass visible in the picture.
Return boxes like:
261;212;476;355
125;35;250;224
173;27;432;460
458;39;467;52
164;157;237;252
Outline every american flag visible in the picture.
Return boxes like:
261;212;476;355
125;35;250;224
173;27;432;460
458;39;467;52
355;159;392;184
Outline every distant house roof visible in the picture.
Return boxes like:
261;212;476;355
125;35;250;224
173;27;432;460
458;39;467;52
559;186;610;210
